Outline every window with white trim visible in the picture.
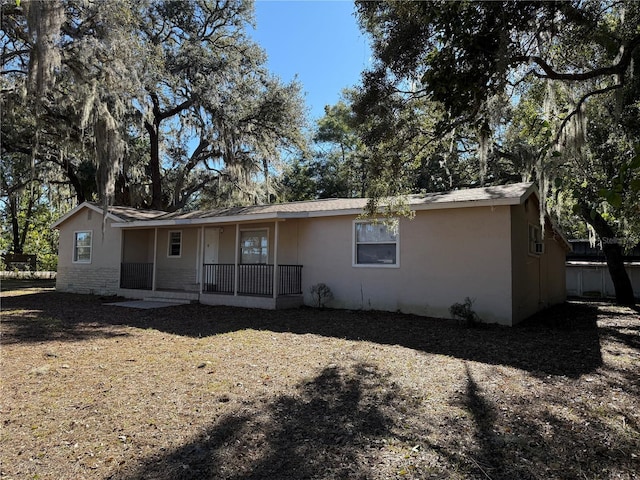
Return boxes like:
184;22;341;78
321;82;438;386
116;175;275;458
168;231;182;257
240;229;268;264
354;221;399;266
73;231;92;263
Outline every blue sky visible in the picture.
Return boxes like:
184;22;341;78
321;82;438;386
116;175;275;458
251;0;372;122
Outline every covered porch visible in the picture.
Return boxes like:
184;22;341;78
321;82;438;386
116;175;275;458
117;219;303;308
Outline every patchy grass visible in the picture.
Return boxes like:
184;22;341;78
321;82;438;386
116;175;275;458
1;288;638;480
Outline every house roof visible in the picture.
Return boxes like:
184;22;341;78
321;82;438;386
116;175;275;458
51;182;571;251
111;182;539;227
51;202;166;229
105;204;167;222
54;182;541;229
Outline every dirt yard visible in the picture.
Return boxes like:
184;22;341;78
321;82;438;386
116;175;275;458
1;286;639;479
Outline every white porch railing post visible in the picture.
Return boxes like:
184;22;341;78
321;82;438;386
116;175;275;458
273;221;279;299
119;229;124;289
196;226;204;289
234;223;239;296
152;228;158;291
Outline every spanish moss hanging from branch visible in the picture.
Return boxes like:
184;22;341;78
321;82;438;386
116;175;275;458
23;0;64;97
94;101;125;222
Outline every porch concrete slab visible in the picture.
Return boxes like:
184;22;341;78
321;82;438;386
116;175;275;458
104;300;185;309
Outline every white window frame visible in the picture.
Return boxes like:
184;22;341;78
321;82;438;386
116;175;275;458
353;219;400;268
239;228;269;264
528;223;542;256
73;230;93;264
168;230;182;258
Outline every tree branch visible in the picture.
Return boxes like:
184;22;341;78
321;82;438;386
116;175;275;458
512;34;640;82
554;82;624;145
158;98;194;121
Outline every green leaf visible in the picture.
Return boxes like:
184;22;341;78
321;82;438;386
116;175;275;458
630;178;640;192
630;155;640;170
608;193;623;209
551;151;562;157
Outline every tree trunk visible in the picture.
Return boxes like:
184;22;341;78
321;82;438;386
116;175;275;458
63;161;86;204
143;93;193;211
262;157;270;203
19;192;35;251
579;202;636;305
146;121;163;210
9;195;23;254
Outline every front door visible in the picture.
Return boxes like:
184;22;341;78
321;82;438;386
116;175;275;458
203;228;220;290
204;227;220;264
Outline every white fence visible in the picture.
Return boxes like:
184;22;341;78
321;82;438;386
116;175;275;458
566;262;640;299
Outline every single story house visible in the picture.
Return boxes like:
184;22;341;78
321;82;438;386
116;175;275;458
52;182;570;326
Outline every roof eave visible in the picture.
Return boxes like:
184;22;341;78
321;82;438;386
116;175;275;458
518;183;540;205
111;211;309;228
412;197;522;212
111;197;528;228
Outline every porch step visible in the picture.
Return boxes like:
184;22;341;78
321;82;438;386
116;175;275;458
142;297;195;305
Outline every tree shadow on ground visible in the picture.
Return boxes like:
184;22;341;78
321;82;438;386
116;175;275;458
107;360;640;480
110;363;396;480
1;291;133;344
600;324;640;350
448;363;640;480
2;292;607;376
4;292;637;480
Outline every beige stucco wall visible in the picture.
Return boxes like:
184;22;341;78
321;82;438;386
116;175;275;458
297;206;515;325
217;226;237;264
276;219;301;265
56;207;122;295
154;227;200;290
122;229;154;263
510;199;567;324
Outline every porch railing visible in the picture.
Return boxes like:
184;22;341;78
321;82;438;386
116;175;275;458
279;264;303;295
202;264;302;296
120;263;153;290
202;263;235;294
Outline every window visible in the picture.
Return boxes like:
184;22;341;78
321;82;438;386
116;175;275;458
168;231;182;257
354;221;399;267
240;229;268;264
73;231;92;263
528;224;542;255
